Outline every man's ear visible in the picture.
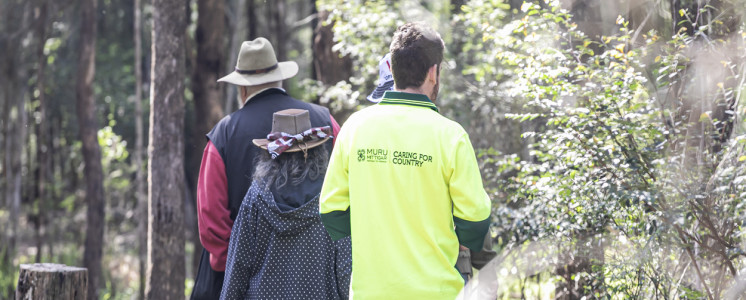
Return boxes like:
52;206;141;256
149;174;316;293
428;64;438;83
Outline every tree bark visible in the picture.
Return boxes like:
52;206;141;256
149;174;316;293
225;0;249;114
133;0;146;298
16;263;87;300
247;0;256;39
192;0;225;144
311;9;353;122
147;0;187;298
271;0;287;61
76;0;104;298
33;0;49;265
1;4;31;297
189;0;226;275
312;10;352;85
189;0;225;195
2;4;20;297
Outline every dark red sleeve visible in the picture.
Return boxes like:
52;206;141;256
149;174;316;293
330;114;341;147
197;141;232;272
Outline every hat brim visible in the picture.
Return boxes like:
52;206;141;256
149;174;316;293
218;61;299;86
367;80;394;103
252;137;330;154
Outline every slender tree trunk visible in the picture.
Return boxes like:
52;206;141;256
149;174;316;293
312;10;352;85
311;9;353;121
247;0;256;39
76;0;105;298
133;0;147;298
449;0;466;59
1;5;31;297
271;0;286;61
192;0;225;141
34;0;49;265
225;0;248;113
189;0;226;275
147;0;187;298
309;0;317;80
190;0;225;193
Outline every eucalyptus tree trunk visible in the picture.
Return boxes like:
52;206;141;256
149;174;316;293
147;0;187;297
311;9;353;122
16;264;88;300
311;10;352;86
269;0;287;61
1;5;30;297
192;0;225;148
33;0;49;265
189;0;226;274
133;0;146;298
248;0;257;39
75;0;105;298
1;2;32;298
225;0;249;114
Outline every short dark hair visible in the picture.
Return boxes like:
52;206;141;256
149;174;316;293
389;22;444;90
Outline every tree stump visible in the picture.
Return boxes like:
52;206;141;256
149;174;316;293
15;263;87;300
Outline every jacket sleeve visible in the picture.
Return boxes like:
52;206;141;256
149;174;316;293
220;196;253;300
197;141;233;271
449;133;492;252
319;124;351;241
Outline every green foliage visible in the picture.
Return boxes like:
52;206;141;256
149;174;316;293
302;0;402;114
0;244;18;297
318;2;746;297
462;0;746;298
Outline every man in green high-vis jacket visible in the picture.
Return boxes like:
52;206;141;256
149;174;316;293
319;22;492;299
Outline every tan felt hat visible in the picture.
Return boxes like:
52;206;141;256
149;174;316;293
218;37;299;86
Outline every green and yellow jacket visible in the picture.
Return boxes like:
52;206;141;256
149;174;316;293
320;91;491;299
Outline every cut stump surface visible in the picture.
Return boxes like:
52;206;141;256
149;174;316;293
16;263;87;300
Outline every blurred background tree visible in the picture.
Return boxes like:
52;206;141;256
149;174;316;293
1;0;745;299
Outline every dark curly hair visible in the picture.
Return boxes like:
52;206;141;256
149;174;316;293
389;22;444;90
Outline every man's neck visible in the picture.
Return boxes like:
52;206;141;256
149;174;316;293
242;85;283;106
395;87;433;102
396;87;425;95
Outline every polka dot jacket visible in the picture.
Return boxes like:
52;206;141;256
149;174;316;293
220;180;352;300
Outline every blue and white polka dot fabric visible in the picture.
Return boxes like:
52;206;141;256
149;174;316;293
221;182;352;300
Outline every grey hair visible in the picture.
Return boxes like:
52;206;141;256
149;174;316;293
252;145;329;190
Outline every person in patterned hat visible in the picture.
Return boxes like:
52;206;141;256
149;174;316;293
191;37;341;300
220;109;351;300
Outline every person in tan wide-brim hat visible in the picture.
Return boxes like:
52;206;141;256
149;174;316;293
218;37;298;87
218;37;300;106
192;37;342;300
220;108;349;299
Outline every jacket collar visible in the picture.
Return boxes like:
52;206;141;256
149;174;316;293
242;87;287;107
378;91;439;113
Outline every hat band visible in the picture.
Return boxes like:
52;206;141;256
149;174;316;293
265;126;332;159
235;64;278;75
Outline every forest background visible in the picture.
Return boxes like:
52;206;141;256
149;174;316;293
2;0;746;299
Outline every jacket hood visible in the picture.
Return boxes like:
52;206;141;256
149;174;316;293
252;178;324;236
